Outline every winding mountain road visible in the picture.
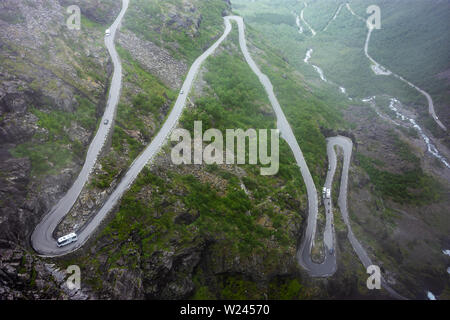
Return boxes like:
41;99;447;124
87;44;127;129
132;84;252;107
30;4;406;299
32;2;235;256
31;11;328;278
296;3;408;296
358;7;447;131
326;137;405;300
32;11;322;264
31;0;130;256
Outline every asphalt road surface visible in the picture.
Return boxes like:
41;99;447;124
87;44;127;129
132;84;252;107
30;9;405;298
31;11;232;256
32;13;323;263
361;13;446;131
31;0;130;256
325;136;405;299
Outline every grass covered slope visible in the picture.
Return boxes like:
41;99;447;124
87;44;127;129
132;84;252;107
55;0;232;233
234;0;450;131
124;0;230;62
233;0;450;299
2;5;116;177
63;26;325;299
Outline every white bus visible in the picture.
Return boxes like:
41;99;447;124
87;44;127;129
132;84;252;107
57;233;78;247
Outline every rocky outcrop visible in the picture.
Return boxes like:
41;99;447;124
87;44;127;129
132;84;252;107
117;31;188;90
57;0;121;25
0;0;119;300
0;0;114;246
142;243;205;299
0;240;96;299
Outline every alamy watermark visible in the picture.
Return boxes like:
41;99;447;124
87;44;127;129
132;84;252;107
66;265;81;291
170;121;280;176
366;265;381;290
66;5;81;30
366;5;381;30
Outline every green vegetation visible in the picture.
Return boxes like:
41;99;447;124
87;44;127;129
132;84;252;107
11;142;73;176
357;153;441;205
33;97;97;134
0;9;24;24
86;30;305;261
124;0;229;62
353;0;450;111
192;273;316;300
118;45;176;115
246;28;346;187
268;277;314;299
181;52;274;130
106;46;176;166
389;130;420;166
59;0;450;300
301;0;341;31
218;275;262;300
233;0;450;118
66;30;313;298
247;12;296;26
10;97;97;175
91;155;121;189
80;14;104;31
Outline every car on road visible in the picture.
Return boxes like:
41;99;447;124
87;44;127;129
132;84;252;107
57;233;78;248
104;119;109;125
329;248;334;255
105;29;111;36
180;90;184;95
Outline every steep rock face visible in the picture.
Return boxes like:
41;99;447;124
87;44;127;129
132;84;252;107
55;0;310;300
0;0;310;301
0;0;120;299
54;0;232;240
0;240;96;300
0;0;116;244
117;30;188;90
57;0;121;24
142;243;205;299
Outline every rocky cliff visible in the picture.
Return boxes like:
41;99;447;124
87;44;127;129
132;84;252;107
0;0;120;299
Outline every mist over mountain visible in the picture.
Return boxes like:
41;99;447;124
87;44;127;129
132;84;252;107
0;0;449;302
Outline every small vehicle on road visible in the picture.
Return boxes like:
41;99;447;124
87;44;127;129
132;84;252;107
104;119;109;125
57;233;78;248
329;248;334;255
180;90;184;95
105;29;111;36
